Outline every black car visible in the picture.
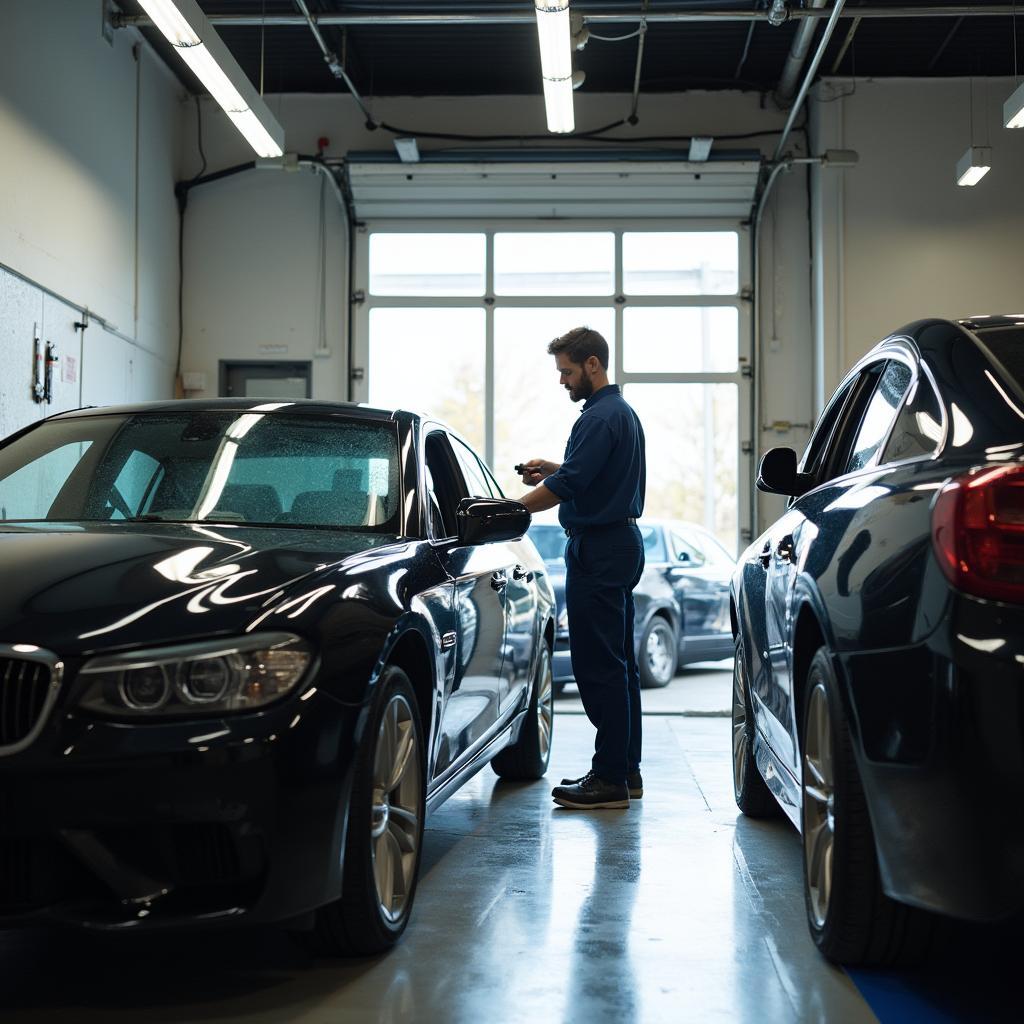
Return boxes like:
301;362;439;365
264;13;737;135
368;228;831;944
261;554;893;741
0;400;555;953
731;316;1024;966
529;519;734;694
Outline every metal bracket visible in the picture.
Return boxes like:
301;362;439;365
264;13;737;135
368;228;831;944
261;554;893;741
741;441;754;455
351;289;366;305
31;323;45;403
740;365;753;379
350;367;365;381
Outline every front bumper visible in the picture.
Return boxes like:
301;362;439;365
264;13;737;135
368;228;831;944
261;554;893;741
0;685;360;931
844;592;1024;922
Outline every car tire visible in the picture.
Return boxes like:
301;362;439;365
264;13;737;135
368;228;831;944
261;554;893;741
801;647;932;966
732;634;779;818
639;616;677;689
309;665;425;956
491;645;554;781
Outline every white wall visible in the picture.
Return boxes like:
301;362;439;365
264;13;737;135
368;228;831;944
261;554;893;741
811;77;1024;400
0;0;183;437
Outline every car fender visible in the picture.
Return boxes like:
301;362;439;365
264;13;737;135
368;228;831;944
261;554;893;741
633;597;678;652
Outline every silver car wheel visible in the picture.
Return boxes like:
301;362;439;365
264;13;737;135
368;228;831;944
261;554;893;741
645;622;675;684
802;681;835;929
371;693;422;924
732;654;748;795
537;650;554;762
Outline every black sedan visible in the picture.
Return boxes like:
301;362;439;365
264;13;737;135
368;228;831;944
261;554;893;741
0;399;555;953
731;315;1024;966
529;519;734;693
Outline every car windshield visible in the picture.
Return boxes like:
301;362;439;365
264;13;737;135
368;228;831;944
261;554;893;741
0;410;402;533
528;524;566;561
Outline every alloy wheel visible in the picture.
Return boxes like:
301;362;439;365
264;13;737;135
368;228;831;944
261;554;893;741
802;681;835;929
732;655;748;795
645;624;674;684
370;693;422;923
537;652;554;762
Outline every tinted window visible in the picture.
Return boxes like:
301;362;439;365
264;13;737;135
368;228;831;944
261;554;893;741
800;377;858;477
880;374;944;463
974;326;1024;389
641;525;667;562
0;413;401;532
450;438;494;498
671;530;705;567
845;362;913;473
528;524;566;561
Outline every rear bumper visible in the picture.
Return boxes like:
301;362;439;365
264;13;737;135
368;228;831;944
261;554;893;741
0;689;360;931
844;593;1024;922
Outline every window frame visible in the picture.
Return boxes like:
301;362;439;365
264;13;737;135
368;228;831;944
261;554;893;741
356;219;752;552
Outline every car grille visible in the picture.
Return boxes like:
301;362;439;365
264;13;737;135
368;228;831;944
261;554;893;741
0;656;52;749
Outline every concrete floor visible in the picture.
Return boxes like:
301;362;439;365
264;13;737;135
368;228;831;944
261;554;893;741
0;706;1014;1022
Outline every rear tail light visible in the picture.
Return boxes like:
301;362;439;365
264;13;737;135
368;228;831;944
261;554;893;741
932;464;1024;602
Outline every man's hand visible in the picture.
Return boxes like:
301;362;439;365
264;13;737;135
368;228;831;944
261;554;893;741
517;459;559;486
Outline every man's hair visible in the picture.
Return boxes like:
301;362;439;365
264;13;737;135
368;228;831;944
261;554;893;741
547;326;609;370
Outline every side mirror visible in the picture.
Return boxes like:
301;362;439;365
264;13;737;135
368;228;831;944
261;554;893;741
756;447;815;497
456;497;531;547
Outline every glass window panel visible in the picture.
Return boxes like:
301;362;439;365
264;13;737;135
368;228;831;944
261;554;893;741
623;231;739;295
493;307;616;508
881;375;943;464
624;306;738;373
369;308;486;452
846;361;913;474
624;383;738;553
494;232;614;296
369;233;485;296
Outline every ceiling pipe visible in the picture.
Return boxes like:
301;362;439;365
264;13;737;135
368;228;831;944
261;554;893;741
775;0;828;108
292;0;378;126
115;6;1018;29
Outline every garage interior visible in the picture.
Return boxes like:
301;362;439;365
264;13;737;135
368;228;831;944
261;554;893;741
1;2;1023;1021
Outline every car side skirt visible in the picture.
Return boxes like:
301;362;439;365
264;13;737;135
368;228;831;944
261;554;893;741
754;730;801;830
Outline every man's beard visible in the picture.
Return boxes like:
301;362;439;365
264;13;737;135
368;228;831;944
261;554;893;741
569;371;595;403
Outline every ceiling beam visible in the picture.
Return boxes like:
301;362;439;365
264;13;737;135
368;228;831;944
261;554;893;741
116;6;1022;30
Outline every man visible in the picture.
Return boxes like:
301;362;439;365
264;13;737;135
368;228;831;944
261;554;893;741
516;327;646;810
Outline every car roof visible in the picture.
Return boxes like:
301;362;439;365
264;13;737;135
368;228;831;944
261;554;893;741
46;398;422;426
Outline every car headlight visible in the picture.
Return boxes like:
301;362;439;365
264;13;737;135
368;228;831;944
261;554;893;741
78;633;313;718
557;607;569;633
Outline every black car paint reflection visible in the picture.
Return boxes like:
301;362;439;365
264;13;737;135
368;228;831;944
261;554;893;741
529;520;734;692
732;316;1024;950
0;400;554;938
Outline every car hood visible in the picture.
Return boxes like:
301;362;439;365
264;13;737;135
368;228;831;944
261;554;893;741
0;522;395;656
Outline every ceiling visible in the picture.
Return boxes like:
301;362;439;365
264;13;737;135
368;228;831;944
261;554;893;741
120;2;1024;103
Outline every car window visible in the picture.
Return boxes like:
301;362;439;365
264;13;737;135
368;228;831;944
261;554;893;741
694;529;734;566
880;372;944;463
0;413;402;533
670;530;705;567
450;437;494;498
424;431;465;539
0;439;93;520
640;525;667;562
800;376;859;478
844;361;913;474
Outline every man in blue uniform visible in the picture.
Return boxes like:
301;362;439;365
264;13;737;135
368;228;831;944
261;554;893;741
516;327;646;809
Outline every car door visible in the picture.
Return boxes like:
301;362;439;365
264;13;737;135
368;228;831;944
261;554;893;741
423;430;507;776
449;437;535;716
763;359;915;774
666;525;732;659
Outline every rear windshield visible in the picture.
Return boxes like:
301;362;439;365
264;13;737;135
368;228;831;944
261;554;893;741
0;410;402;533
975;326;1024;392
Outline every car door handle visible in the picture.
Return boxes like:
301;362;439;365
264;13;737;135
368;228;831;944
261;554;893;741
512;564;533;582
490;571;508;591
777;535;796;563
759;542;772;568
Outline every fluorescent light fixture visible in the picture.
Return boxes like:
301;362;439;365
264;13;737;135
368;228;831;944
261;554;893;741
688;137;714;162
394;137;421;163
542;77;575;134
956;146;991;187
535;0;574;134
1004;81;1024;129
137;0;284;158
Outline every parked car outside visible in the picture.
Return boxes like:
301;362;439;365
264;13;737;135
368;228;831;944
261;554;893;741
731;316;1024;966
0;400;555;954
528;519;734;695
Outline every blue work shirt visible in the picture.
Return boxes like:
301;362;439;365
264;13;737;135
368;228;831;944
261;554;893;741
543;385;646;531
